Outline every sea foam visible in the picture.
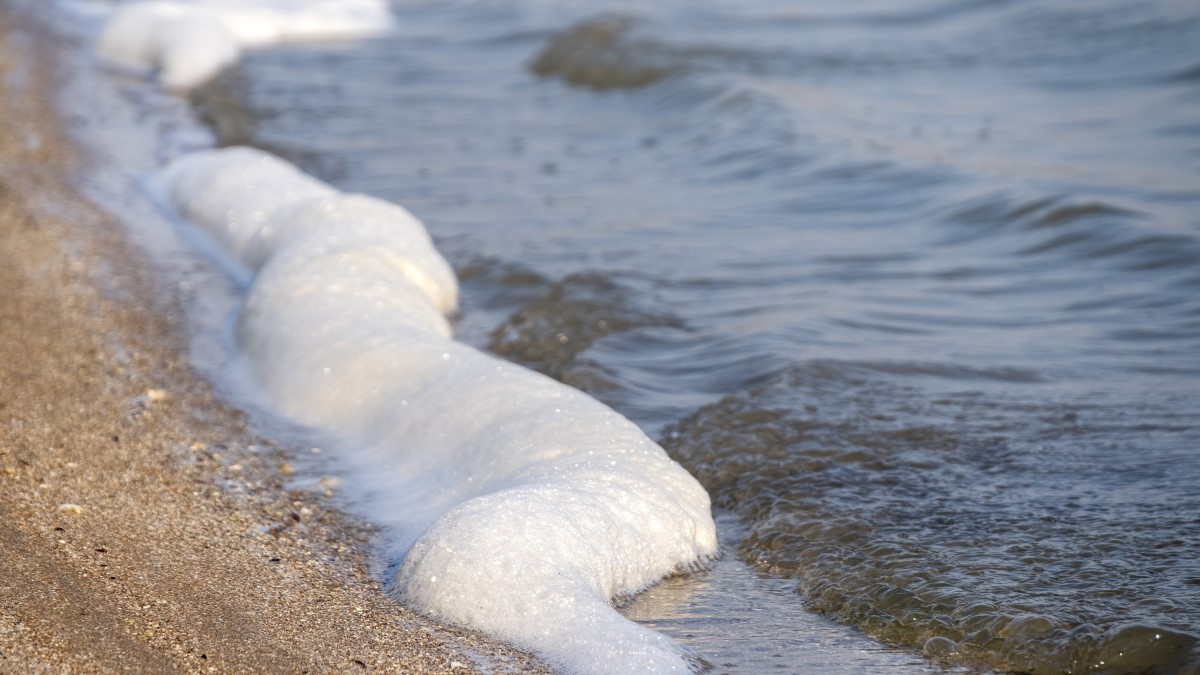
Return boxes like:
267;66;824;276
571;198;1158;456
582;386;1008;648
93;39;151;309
152;147;718;673
96;0;393;90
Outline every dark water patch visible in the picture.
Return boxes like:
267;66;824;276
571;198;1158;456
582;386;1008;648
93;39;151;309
662;362;1200;673
1107;322;1200;343
1028;203;1142;230
191;67;259;149
529;15;682;90
188;65;344;181
527;11;988;94
1170;63;1200;82
834;360;1043;384
456;253;548;309
531;0;1200;100
1158;121;1200;138
445;253;550;348
830;317;933;337
486;271;684;383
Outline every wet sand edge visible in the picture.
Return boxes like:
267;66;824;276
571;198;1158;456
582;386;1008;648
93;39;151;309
0;6;549;674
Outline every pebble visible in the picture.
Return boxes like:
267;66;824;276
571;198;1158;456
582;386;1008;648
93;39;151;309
145;388;169;402
57;503;84;514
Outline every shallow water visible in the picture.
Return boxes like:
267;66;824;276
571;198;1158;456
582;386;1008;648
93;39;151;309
191;0;1200;671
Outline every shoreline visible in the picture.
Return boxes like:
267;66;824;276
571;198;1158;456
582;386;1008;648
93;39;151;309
0;5;549;673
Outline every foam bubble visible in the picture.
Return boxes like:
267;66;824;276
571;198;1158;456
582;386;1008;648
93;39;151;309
96;0;394;90
156;146;718;673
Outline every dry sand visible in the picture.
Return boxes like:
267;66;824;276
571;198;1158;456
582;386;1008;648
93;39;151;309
0;6;549;673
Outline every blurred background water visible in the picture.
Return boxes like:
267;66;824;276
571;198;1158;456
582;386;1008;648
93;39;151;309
189;0;1200;671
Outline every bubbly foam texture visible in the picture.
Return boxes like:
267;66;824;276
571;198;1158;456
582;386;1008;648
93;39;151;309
96;0;393;89
155;147;718;673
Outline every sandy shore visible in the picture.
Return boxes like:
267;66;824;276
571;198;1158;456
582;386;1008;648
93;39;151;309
0;6;549;673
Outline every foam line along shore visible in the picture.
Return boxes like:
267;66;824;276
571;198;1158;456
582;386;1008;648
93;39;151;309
148;145;717;673
0;3;551;673
77;0;720;672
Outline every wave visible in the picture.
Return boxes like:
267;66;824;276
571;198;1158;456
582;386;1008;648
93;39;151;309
146;147;717;673
941;193;1200;277
662;361;1200;674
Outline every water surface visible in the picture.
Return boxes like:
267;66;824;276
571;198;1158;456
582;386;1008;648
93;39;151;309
192;0;1200;671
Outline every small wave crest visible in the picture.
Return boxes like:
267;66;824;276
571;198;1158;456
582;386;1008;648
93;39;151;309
663;361;1200;674
942;192;1200;275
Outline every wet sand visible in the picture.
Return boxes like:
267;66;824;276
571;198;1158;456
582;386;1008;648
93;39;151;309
0;6;549;673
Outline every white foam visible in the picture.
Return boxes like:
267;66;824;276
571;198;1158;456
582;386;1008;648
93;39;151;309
96;0;394;90
155;146;718;673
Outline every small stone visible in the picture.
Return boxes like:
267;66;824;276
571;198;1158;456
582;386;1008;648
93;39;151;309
145;388;169;402
57;503;84;514
279;463;294;476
